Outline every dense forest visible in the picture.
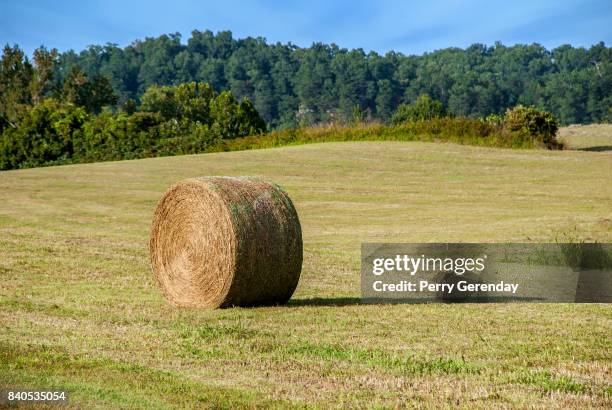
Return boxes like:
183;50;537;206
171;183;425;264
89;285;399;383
0;30;609;169
3;30;612;128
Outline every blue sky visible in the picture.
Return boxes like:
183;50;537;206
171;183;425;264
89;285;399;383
1;0;610;56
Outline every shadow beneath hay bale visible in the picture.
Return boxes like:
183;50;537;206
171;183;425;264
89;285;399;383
576;145;612;152
288;295;546;307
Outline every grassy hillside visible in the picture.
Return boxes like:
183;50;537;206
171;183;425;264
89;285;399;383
559;124;612;151
1;141;611;408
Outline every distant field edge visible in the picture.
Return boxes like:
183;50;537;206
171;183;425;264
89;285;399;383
2;123;611;172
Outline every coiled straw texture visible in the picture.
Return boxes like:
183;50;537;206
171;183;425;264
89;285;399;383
150;176;302;308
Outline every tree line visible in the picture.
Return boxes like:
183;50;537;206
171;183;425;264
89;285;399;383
0;56;265;169
2;31;610;130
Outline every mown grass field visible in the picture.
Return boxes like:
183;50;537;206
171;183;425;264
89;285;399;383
559;124;612;151
1;129;611;408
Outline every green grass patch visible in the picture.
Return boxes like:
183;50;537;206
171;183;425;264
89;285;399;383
283;341;479;376
0;341;299;409
514;370;587;395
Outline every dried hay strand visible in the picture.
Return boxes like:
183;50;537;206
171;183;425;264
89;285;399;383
150;176;303;308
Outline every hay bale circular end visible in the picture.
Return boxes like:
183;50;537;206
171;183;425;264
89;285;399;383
150;176;302;308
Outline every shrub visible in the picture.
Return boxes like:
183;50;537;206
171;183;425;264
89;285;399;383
218;119;509;152
503;105;561;149
391;94;445;124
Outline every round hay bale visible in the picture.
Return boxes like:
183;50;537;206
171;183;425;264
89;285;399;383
150;176;302;308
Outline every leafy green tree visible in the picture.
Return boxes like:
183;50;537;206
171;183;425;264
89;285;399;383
0;99;88;169
0;45;33;130
187;30;215;57
140;81;215;123
271;46;299;128
136;33;182;91
374;79;397;121
226;47;255;101
30;47;59;103
212;31;236;59
196;58;226;91
294;43;337;123
62;67;117;113
97;44;140;104
174;50;199;84
332;48;368;121
209;91;265;138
